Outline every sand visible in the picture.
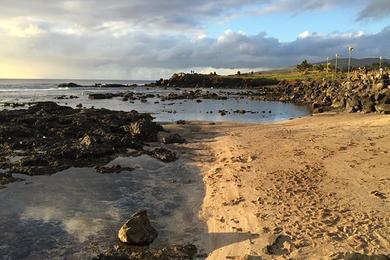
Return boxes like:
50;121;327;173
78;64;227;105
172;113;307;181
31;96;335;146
167;113;390;259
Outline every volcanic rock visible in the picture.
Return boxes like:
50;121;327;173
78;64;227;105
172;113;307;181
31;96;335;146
118;210;158;246
149;148;177;162
161;134;185;144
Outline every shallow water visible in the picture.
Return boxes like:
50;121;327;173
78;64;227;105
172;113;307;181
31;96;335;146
0;155;204;259
0;79;311;123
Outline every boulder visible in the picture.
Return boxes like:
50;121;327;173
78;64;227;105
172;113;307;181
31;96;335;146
375;104;390;114
79;134;97;148
149;148;177;162
104;84;128;88
88;93;116;100
346;95;361;113
58;82;82;88
375;93;390;114
118;210;158;246
361;96;376;113
176;120;186;125
372;82;385;92
162;134;185;144
126;118;161;141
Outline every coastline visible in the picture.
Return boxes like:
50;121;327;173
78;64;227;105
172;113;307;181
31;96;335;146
0;74;389;258
169;113;390;259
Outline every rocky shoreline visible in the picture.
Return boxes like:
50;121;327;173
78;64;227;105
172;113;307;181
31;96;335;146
148;72;279;89
0;102;183;185
275;70;390;114
148;70;390;115
57;69;390;116
1;71;389;259
58;82;139;88
0;102;202;259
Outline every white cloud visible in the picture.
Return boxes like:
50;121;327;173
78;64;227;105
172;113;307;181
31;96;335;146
2;25;388;79
0;17;46;38
298;30;311;39
21;205;120;242
0;0;389;79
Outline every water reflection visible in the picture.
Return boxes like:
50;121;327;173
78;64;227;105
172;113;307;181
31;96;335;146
0;155;204;259
0;86;311;123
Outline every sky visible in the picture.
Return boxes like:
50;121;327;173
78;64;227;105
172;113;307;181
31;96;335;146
0;0;389;79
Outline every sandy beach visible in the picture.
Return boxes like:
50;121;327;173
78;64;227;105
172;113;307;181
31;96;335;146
167;113;390;259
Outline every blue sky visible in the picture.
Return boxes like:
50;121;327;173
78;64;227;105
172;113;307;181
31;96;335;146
207;8;390;41
0;0;389;79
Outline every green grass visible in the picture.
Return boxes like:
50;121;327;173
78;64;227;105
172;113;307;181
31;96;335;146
226;70;348;82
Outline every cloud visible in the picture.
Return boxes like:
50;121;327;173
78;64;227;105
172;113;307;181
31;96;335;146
21;205;120;242
357;0;390;21
255;0;337;15
0;0;389;79
254;0;390;21
1;23;388;79
0;1;387;33
0;17;46;38
0;0;264;33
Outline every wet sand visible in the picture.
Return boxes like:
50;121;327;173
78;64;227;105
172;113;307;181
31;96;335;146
167;113;390;259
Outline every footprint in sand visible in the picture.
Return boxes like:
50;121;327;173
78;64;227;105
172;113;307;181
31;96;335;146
370;190;387;200
264;234;294;256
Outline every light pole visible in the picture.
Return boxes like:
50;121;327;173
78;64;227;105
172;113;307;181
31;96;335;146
326;57;329;77
348;46;354;78
332;54;339;80
379;56;382;69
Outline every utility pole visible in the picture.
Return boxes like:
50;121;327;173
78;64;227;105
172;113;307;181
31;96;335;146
379;56;382;69
326;56;329;78
335;53;339;75
348;46;354;78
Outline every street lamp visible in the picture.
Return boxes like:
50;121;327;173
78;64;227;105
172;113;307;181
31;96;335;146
326;56;329;78
348;46;354;77
333;54;339;80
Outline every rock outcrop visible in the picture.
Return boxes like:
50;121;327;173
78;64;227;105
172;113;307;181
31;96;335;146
58;83;134;88
149;73;278;89
276;69;390;114
161;134;185;144
148;148;177;162
118;210;158;246
126;118;162;142
94;209;197;259
0;102;163;184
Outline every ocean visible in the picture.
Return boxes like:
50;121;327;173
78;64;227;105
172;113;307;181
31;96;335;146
0;79;310;123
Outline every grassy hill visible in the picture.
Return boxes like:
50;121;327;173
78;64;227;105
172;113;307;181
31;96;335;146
316;58;390;70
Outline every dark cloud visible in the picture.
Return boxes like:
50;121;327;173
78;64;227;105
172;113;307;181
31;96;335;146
2;24;388;79
0;0;264;31
0;1;387;30
0;0;389;78
357;0;390;21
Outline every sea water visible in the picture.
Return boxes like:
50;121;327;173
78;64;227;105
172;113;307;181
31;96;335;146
0;79;310;123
